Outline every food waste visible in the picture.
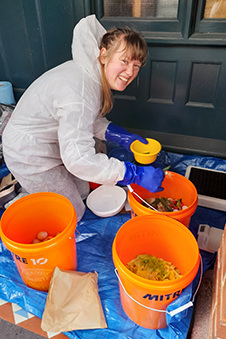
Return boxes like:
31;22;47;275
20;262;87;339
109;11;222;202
142;197;187;212
32;231;61;244
126;254;182;281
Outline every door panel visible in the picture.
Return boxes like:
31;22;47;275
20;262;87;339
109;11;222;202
149;61;177;104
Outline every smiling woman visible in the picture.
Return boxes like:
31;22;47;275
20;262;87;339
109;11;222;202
2;15;164;223
98;27;148;115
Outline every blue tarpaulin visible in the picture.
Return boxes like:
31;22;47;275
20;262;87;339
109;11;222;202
0;151;225;339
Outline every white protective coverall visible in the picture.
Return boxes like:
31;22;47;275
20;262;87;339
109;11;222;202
2;15;125;221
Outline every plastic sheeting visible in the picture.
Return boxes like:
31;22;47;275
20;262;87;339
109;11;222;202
0;151;226;339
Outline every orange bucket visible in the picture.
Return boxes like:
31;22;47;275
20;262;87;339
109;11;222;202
0;192;77;291
128;171;198;227
112;214;200;329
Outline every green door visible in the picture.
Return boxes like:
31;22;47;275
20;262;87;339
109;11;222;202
1;0;226;157
97;0;226;158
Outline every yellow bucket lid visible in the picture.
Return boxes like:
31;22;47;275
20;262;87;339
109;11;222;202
130;138;161;164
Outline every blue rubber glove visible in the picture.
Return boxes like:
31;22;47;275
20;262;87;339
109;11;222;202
105;123;148;153
118;162;165;193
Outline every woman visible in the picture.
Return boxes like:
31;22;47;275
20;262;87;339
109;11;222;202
2;15;164;221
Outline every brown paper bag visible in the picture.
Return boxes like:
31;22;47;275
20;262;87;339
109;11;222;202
41;267;107;332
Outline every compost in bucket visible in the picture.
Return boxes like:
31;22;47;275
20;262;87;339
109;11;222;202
112;214;200;329
128;171;198;227
0;192;77;291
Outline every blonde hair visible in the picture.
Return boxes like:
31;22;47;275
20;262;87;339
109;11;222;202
99;27;148;116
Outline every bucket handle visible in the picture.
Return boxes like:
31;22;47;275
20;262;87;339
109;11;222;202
127;185;170;218
69;229;80;240
114;254;203;317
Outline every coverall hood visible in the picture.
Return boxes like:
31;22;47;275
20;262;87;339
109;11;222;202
71;14;106;82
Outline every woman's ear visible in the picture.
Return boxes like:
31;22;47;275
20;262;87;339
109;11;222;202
99;48;107;65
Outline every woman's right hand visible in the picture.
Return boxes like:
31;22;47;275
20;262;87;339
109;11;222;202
118;162;165;193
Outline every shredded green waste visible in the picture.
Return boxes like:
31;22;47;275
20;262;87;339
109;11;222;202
143;197;187;212
126;254;182;281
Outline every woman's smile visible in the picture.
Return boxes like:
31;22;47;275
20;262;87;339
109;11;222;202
118;75;128;82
